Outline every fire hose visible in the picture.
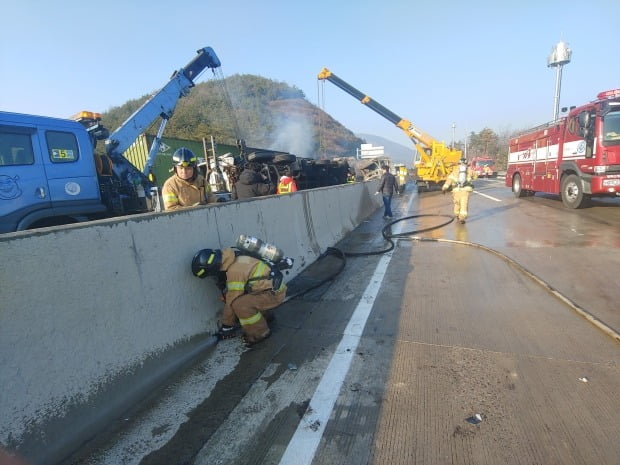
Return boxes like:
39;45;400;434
286;213;619;343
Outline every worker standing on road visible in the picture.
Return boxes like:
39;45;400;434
191;247;290;346
442;157;477;224
162;148;217;210
377;164;399;219
231;163;276;200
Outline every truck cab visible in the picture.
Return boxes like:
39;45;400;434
1;46;221;233
0;112;106;233
470;156;497;178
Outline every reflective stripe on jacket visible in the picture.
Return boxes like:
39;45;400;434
277;177;297;194
442;168;476;192
221;249;287;321
278;182;292;194
161;174;216;210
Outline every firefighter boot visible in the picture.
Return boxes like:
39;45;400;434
216;324;240;340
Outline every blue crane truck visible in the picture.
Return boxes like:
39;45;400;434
0;47;221;234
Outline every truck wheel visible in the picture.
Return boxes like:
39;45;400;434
561;174;589;209
512;174;526;198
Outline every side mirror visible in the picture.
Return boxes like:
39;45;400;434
578;111;592;129
578;111;593;139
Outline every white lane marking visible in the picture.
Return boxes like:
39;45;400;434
473;190;502;202
278;193;414;465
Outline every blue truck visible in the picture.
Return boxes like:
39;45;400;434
0;47;221;234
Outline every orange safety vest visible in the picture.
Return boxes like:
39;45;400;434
277;178;297;194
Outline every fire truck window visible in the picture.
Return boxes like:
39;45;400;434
46;131;79;163
603;112;620;143
0;132;35;165
567;118;577;135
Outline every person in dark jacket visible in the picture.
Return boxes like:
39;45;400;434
231;163;276;200
377;164;399;219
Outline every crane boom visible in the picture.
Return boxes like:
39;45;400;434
317;67;462;189
105;47;221;160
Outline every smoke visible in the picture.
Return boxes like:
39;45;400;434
270;113;315;158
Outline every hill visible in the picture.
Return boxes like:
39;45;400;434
356;133;415;166
100;74;364;159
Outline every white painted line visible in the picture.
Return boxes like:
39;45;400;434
473;190;502;202
278;193;414;465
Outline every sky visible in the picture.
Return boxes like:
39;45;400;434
2;0;619;150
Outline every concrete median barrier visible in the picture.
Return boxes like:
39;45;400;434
0;180;380;465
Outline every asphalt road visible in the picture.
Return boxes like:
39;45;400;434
67;179;620;465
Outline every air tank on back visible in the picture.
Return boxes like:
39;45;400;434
236;234;284;263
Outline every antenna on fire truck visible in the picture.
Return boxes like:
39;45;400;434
547;40;572;121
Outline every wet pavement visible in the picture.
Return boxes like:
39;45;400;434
66;179;620;465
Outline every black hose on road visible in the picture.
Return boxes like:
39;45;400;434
289;209;620;343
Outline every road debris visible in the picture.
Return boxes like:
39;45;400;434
466;413;484;425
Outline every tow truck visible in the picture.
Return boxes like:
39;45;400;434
0;47;221;233
317;68;461;192
506;88;620;208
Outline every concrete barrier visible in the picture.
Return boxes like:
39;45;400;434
0;180;380;464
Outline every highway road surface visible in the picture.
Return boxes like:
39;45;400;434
66;178;620;465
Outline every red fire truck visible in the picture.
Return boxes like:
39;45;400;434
470;156;497;178
506;88;620;208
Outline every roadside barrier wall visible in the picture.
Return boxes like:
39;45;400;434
0;180;380;464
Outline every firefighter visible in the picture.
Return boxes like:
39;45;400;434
191;247;287;346
442;157;477;224
162;148;217;210
277;175;298;194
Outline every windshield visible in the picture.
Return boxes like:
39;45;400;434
476;160;494;167
602;110;620;146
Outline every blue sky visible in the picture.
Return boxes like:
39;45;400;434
2;0;619;148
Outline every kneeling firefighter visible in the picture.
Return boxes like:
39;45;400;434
191;236;293;346
442;157;477;224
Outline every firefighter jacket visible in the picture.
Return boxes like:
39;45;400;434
231;170;275;200
378;171;399;196
161;173;216;210
442;167;477;192
219;248;287;318
277;176;298;194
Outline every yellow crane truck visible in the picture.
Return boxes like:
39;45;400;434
317;68;461;192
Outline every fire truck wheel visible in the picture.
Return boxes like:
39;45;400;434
561;174;589;209
512;174;526;198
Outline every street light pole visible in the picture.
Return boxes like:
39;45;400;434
451;122;456;150
547;40;572;121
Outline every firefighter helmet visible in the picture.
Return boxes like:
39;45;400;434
173;147;197;168
173;147;198;180
191;248;223;278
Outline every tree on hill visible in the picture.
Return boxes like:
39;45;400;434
100;74;364;159
460;127;510;170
